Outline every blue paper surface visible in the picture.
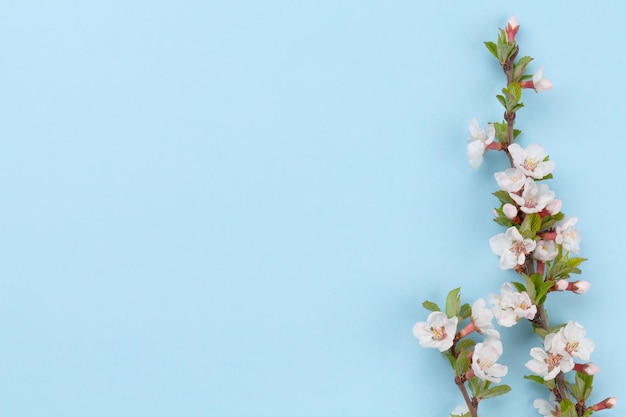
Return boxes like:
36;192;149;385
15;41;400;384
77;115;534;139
1;1;624;416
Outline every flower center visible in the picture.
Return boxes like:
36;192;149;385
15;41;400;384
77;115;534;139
510;241;527;256
476;357;494;370
430;326;446;341
546;352;562;372
566;340;579;355
523;157;539;171
524;197;538;208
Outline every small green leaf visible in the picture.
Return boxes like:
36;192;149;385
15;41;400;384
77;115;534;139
535;280;555;305
493;216;513;227
536;173;553;181
567;257;587;269
578;372;594;401
467;377;482;398
443;352;456;367
559;399;578;417
512;281;526;293
496;94;507;108
533;326;548;338
484;41;499;59
519;213;541;238
422;300;441;312
445;288;461;318
492;121;509;143
479;384;511;399
566;381;583;402
454;353;470;376
459;303;472;319
455;338;476;354
512;56;533;82
523;274;537;301
493;190;514;205
524;375;545;386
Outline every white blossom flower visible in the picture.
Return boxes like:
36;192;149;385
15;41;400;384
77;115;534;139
525;332;574;380
471;298;499;339
545;199;562;215
508;143;555;179
488;282;537;327
413;311;458;352
489;226;537;270
509;178;555;214
471;338;508;383
559;321;595;361
531;66;553;92
467;118;495;168
534;394;559;416
555;217;582;254
534;240;558;262
495;167;526;192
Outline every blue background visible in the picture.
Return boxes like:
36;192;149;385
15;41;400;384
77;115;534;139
1;1;623;416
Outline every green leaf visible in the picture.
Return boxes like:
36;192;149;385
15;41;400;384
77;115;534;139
496;94;507;109
493;190;514;205
547;251;586;280
566;381;583;402
577;372;594;401
455;338;476;354
533;326;548;338
484;41;499;59
519;213;541;238
459;303;472;319
422;300;441;312
512;281;526;293
454;353;470;376
493;216;513;227
524;375;545;386
445;288;461;318
467;377;482;398
568;257;587;269
512;56;533;82
540;214;562;231
559;399;578;417
523;274;537;301
443;352;456;367
479;384;511;399
492;121;509;143
535;280;555;305
536;173;553;181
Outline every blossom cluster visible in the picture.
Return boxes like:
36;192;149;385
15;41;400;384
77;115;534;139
526;321;595;381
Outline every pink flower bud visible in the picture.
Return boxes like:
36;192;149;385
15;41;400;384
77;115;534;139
554;279;569;291
506;16;520;43
503;203;518;219
591;397;618;411
572;280;591;294
574;362;599;375
545;199;562;215
520;67;553;92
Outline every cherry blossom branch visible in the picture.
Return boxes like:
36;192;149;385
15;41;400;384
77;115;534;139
417;16;616;417
466;15;616;417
